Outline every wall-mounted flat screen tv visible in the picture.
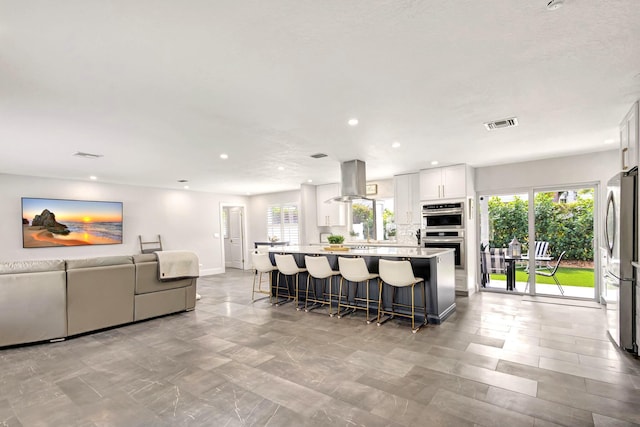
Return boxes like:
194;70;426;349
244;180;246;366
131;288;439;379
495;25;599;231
22;197;123;248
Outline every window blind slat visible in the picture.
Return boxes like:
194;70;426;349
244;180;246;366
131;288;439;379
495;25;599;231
267;204;299;245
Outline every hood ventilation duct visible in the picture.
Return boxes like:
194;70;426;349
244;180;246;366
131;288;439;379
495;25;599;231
329;159;369;203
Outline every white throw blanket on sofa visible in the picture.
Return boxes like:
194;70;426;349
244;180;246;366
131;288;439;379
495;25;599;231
155;250;199;280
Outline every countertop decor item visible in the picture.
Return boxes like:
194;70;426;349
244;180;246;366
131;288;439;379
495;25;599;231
323;246;350;252
327;234;345;245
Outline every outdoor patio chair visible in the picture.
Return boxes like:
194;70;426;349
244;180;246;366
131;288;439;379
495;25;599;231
480;248;507;287
488;248;507;274
527;251;566;295
480;250;490;286
524;241;550;271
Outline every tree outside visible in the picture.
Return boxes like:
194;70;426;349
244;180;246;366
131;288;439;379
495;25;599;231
352;202;395;240
488;190;594;262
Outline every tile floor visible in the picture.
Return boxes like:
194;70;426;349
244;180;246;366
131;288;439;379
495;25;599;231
485;279;596;299
1;269;639;426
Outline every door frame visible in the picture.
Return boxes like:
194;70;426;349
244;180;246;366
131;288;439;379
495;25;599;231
220;203;248;271
476;181;600;300
476;187;530;294
529;182;600;300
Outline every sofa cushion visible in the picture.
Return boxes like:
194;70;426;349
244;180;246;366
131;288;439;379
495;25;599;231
66;256;133;270
135;261;194;294
133;253;157;263
0;259;65;275
66;263;135;336
0;270;67;346
134;288;187;321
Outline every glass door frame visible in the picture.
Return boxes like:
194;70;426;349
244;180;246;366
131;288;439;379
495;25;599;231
477;181;601;300
476;187;530;294
529;182;600;300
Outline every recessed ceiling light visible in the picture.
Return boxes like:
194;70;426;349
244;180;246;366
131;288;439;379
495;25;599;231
183;185;189;189
604;139;616;145
89;176;97;180
220;153;229;159
546;0;563;10
391;141;401;148
246;192;252;196
307;179;313;183
348;118;359;126
278;166;285;171
431;160;439;165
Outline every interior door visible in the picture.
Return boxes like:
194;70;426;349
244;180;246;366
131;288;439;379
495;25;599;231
228;207;245;269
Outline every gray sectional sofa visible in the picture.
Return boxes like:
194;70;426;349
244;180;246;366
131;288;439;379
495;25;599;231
0;254;198;348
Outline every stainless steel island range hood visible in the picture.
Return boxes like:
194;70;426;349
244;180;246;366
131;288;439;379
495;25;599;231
330;159;369;202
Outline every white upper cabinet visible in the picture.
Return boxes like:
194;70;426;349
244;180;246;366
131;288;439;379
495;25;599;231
621;101;639;172
316;183;346;226
394;173;420;225
419;164;467;201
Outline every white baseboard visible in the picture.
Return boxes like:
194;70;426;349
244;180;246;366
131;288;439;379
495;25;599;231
199;267;224;276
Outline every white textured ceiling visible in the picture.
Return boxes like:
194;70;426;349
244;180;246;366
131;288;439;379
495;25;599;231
1;1;639;194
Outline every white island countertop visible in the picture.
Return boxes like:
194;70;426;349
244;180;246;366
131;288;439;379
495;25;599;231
269;245;453;259
311;241;422;248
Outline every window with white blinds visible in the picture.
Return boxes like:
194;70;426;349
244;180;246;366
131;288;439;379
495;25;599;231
267;204;299;244
222;208;229;239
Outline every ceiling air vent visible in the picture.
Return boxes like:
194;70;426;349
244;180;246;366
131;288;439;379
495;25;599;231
310;153;328;159
73;151;104;159
484;117;519;131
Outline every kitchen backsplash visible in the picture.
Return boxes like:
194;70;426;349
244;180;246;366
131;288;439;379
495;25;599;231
395;224;422;245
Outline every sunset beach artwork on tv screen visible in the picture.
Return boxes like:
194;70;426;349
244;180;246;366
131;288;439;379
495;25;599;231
22;197;123;248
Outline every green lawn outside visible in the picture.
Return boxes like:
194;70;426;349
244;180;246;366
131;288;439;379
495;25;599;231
490;267;595;288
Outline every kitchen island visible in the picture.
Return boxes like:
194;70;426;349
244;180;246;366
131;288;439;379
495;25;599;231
268;246;455;324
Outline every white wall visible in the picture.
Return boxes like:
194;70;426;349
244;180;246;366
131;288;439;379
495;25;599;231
1;173;247;275
475;150;618;194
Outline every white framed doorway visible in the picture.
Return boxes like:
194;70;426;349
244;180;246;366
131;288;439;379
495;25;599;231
221;204;247;270
477;182;600;301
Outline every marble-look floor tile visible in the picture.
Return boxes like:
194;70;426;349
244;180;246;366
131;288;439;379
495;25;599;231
1;270;639;426
345;349;415;377
496;360;587;392
539;357;636;387
483;385;593;426
429;388;536;427
584;378;640;405
537;382;640;425
390;347;538;396
592;413;639;427
466;342;540;368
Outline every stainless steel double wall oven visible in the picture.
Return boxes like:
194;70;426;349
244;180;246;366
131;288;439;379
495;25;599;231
422;202;465;269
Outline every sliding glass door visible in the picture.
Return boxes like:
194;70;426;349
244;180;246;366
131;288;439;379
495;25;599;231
532;186;596;298
479;192;530;292
479;185;597;299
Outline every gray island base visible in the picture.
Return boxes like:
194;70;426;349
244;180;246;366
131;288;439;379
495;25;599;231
267;246;455;324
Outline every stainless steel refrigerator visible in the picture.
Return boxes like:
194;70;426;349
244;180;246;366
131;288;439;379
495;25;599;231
604;168;637;352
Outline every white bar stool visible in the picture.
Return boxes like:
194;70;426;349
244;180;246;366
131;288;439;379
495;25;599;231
274;254;306;308
377;259;427;333
251;250;277;303
304;255;340;315
337;257;379;323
